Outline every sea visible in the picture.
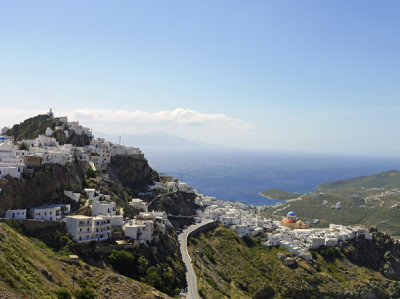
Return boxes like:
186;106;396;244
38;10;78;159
143;149;400;206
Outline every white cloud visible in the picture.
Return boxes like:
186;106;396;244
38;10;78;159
65;108;256;130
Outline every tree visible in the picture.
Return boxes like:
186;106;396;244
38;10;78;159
18;142;29;150
138;256;149;276
85;167;96;179
108;250;136;277
60;205;68;216
144;266;162;289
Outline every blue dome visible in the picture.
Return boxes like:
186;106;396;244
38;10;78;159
287;211;296;216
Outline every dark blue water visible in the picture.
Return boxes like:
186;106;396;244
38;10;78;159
144;149;400;205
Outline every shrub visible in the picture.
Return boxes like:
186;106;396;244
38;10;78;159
85;168;96;179
18;143;29;150
144;266;162;289
202;248;216;264
108;250;136;277
55;288;71;299
74;287;95;299
138;256;149;276
319;246;340;261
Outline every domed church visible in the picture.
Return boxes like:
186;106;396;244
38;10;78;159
281;211;310;229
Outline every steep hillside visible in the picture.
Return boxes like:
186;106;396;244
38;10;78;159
318;170;400;191
6;114;60;142
0;222;170;299
0;161;87;216
188;225;400;299
106;155;158;192
6;114;91;146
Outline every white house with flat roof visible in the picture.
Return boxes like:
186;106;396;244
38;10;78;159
5;209;27;220
129;198;147;211
177;182;194;193
93;215;111;241
124;220;154;243
30;204;70;221
66;215;94;242
92;198;116;216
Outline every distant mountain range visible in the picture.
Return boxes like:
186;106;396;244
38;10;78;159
96;131;229;151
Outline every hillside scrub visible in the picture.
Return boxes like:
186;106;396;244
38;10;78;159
188;224;400;299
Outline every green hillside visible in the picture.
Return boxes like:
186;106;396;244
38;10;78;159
188;225;400;299
262;170;400;236
0;222;170;299
318;170;400;191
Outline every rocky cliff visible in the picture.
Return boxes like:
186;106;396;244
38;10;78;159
6;114;60;141
106;155;158;192
6;114;91;146
0;161;87;215
340;230;400;280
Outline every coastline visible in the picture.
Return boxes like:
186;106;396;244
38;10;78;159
258;191;305;203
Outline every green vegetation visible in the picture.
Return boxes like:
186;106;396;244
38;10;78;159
109;250;136;277
6;114;60;142
74;286;95;299
261;188;302;200
188;225;400;298
55;288;72;299
106;231;186;297
263;170;400;236
319;170;400;191
85;167;97;179
0;223;170;298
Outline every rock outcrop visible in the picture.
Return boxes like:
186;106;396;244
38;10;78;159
0;161;87;215
106;155;158;192
340;230;400;280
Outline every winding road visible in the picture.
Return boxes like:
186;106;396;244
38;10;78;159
178;219;215;299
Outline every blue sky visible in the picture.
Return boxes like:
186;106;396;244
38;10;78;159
1;1;400;156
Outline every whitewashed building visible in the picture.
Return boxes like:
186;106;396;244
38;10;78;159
66;215;94;242
93;215;111;241
92;197;116;216
30;204;70;221
5;209;27;220
129;198;147;211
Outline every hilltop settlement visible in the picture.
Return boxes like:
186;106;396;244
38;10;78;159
0;110;399;298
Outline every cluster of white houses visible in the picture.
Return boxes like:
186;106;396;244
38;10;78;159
195;195;374;261
196;195;271;237
150;174;195;194
0;110;143;179
264;216;372;261
66;210;171;244
5;203;71;221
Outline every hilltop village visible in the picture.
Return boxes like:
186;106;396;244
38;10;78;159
0;110;387;298
0;110;374;256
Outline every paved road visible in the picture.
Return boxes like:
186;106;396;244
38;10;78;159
178;219;215;299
